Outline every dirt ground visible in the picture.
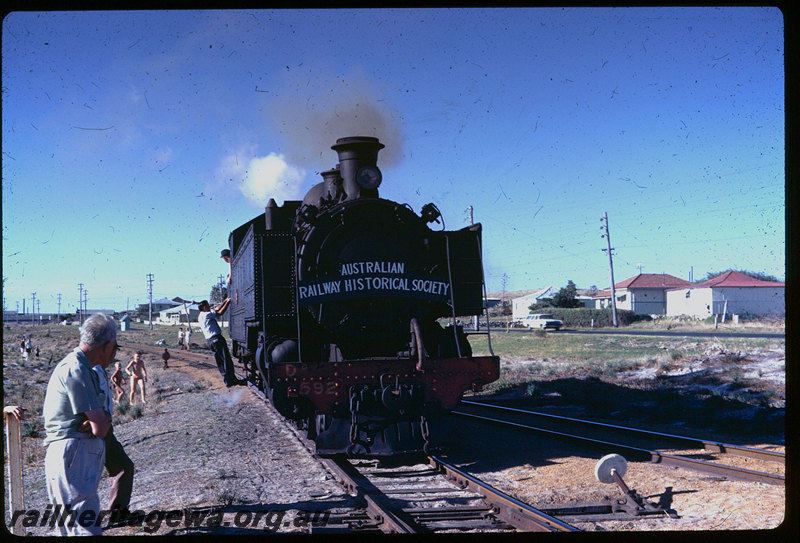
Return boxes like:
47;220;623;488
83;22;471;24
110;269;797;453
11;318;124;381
3;325;790;535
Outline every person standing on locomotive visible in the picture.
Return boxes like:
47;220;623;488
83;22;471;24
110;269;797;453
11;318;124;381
197;299;244;387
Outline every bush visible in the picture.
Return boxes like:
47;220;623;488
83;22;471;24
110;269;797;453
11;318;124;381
540;308;637;328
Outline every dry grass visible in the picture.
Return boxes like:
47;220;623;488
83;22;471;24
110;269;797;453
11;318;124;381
469;320;784;408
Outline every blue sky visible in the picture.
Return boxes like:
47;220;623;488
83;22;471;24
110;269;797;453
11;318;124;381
2;7;785;314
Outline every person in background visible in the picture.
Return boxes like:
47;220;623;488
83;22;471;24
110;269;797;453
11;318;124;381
162;348;170;369
110;361;126;403
177;328;185;350
126;351;147;404
184;326;192;352
42;314;114;536
93;348;135;522
197;299;244;387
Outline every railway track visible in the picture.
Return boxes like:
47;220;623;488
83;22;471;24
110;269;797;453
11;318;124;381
313;454;579;533
127;341;774;530
452;400;785;486
232;361;579;533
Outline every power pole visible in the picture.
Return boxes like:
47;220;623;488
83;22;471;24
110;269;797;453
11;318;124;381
147;274;154;330
31;292;36;324
601;212;619;327
57;294;62;323
78;283;84;325
36;299;40;324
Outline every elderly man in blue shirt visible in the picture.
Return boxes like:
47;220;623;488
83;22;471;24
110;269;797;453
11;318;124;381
43;314;117;535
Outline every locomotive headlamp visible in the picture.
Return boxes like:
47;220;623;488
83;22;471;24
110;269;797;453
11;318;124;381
355;165;382;190
421;203;442;224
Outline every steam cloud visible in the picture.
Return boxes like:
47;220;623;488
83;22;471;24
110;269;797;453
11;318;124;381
239;153;306;203
267;70;405;169
214;147;305;207
221;70;405;207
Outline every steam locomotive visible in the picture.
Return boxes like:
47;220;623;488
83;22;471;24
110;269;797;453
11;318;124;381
226;136;499;456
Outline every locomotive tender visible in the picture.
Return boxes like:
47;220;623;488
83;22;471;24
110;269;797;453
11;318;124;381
226;136;499;456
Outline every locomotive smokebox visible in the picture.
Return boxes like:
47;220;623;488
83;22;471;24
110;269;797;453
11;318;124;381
332;136;385;201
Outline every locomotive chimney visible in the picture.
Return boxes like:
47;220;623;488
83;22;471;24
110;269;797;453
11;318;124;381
331;136;385;201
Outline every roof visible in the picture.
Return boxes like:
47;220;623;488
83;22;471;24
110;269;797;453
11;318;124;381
683;270;785;289
512;287;555;302
160;304;199;314
593;273;690;297
615;273;691;289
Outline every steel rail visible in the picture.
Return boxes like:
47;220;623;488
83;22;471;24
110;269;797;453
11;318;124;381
428;456;580;532
452;408;784;486
461;400;785;465
247;380;415;533
321;457;419;533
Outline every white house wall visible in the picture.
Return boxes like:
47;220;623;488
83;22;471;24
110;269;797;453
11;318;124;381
630;288;669;315
612;289;632;312
710;287;785;315
666;287;784;317
512;295;539;322
666;288;714;317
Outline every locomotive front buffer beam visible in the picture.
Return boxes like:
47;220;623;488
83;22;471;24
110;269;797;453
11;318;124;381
269;356;499;457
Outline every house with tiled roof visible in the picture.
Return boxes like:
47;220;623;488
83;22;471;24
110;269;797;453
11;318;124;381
665;271;785;317
593;273;691;315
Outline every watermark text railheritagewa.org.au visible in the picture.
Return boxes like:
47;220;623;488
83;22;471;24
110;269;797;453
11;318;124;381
8;505;331;533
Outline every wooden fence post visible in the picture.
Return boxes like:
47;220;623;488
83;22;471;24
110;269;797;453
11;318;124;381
5;411;25;535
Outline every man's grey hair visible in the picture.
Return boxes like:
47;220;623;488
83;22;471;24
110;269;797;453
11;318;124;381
80;314;118;347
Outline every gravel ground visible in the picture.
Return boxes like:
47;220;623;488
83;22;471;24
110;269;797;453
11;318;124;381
6;349;359;536
4;331;790;535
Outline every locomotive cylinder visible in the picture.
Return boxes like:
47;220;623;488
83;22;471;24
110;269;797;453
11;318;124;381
331;136;385;201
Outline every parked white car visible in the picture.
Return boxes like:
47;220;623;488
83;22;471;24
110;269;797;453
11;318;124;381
522;314;563;330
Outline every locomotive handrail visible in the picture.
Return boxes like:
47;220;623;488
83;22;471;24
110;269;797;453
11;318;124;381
476;229;495;357
293;236;304;363
443;228;495;358
443;232;463;358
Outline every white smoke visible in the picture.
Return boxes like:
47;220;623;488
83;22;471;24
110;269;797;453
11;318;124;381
214;148;306;207
213;387;247;408
239;153;305;205
214;70;404;208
